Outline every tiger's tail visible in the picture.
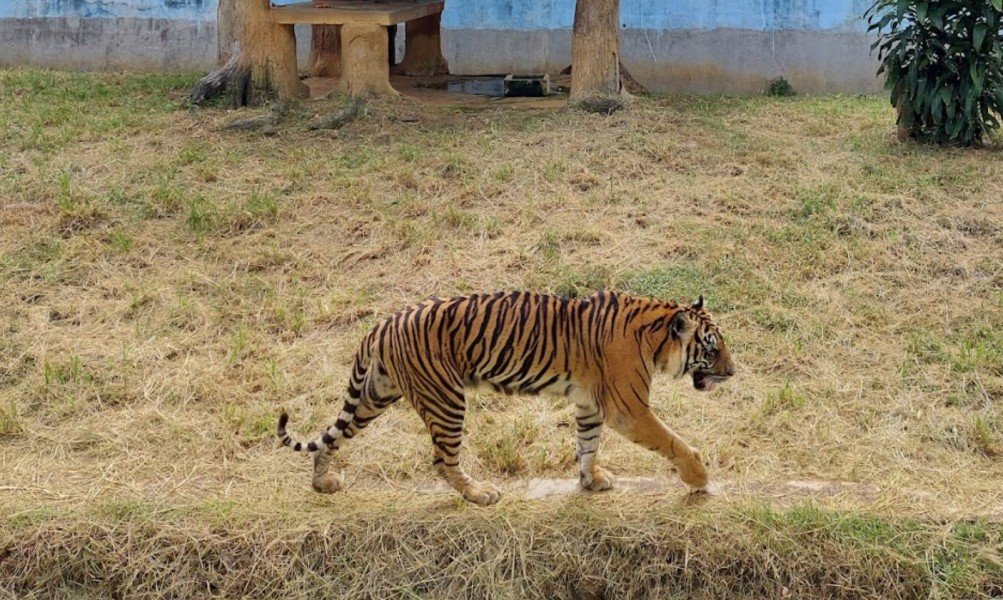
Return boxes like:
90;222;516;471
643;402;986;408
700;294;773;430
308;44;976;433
277;330;376;452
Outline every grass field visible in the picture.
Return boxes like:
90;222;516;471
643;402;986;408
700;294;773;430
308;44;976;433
2;70;1003;598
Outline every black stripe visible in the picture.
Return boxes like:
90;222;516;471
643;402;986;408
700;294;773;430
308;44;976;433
354;415;375;427
466;298;495;364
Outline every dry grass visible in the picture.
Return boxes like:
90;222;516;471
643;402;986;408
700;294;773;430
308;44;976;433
2;69;1003;598
4;499;1003;599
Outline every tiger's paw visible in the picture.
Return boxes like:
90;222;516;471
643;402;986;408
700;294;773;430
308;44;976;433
311;472;344;494
677;451;709;489
462;481;502;506
581;467;615;492
688;480;720;496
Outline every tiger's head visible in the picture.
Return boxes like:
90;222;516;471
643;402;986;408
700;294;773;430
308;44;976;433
666;296;736;392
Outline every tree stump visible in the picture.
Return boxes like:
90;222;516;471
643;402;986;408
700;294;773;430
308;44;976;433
246;18;309;103
309;25;342;78
340;23;398;96
393;13;449;76
191;0;308;106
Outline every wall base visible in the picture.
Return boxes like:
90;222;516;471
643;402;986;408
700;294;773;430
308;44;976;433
442;28;884;95
0;18;884;95
0;17;217;71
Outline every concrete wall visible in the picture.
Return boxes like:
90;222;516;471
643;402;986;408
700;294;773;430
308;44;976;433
436;0;881;93
0;0;217;70
0;0;882;94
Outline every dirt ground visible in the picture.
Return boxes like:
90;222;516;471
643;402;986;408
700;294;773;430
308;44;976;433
305;72;572;108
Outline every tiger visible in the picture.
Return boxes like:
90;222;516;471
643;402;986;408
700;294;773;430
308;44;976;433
277;290;735;505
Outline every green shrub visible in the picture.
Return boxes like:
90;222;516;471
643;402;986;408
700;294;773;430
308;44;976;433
866;0;1003;145
766;76;796;97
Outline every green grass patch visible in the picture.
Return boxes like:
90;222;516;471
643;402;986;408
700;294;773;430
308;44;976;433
0;399;24;438
623;263;705;302
0;70;198;151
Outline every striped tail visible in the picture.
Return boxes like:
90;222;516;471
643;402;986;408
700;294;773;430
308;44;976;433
277;396;360;452
278;330;376;452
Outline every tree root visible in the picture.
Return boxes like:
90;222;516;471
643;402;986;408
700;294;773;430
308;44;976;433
221;112;279;134
309;97;369;130
191;52;250;107
571;96;625;115
220;99;306;134
560;61;648;95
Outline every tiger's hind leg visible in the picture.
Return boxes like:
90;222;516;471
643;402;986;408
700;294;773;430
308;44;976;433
312;366;402;494
411;387;501;506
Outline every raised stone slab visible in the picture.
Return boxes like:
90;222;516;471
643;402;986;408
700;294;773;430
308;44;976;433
524;478;883;501
352;477;1003;520
402;477;883;502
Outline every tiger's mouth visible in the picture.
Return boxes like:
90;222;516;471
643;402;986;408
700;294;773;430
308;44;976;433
692;372;729;392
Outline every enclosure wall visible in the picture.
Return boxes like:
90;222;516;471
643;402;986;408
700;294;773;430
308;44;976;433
0;0;881;94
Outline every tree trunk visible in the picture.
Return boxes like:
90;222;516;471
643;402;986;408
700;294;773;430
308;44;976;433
340;22;398;96
569;0;623;108
393;14;449;76
561;61;647;94
895;95;910;143
217;0;240;64
191;0;308;107
240;0;309;103
308;25;342;78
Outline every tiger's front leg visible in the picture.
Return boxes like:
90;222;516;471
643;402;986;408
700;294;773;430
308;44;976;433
608;407;709;492
574;399;615;492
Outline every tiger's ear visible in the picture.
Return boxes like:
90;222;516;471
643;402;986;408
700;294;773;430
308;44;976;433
691;295;705;311
669;311;695;340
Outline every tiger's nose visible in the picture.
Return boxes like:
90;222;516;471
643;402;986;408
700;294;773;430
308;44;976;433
724;361;736;377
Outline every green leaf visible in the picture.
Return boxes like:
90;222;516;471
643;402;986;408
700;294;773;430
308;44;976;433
916;3;928;23
974;23;988;51
991;0;1002;12
896;0;910;18
914;78;927;108
939;86;954;116
949;117;965;140
980;104;997;130
931;6;948;29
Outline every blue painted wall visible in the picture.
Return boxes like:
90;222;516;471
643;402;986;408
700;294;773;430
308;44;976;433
0;0;215;20
438;0;870;32
0;0;879;92
0;0;868;32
